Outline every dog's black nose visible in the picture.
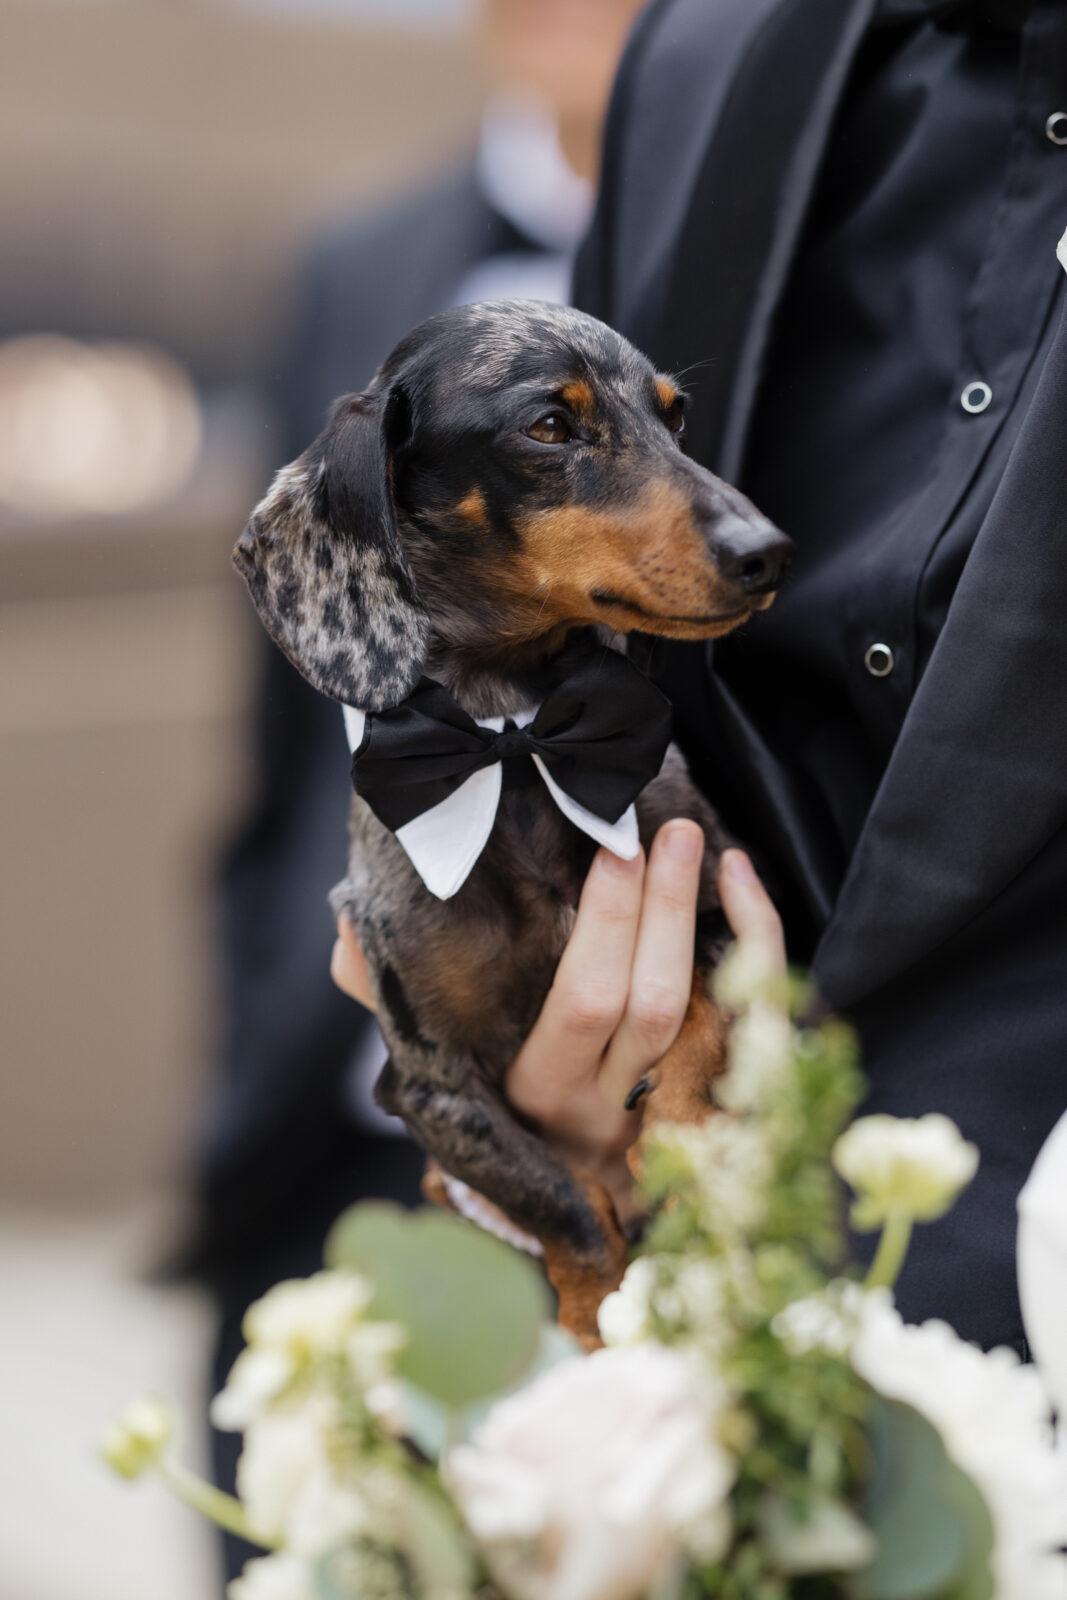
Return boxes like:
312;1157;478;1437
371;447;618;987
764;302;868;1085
712;517;793;596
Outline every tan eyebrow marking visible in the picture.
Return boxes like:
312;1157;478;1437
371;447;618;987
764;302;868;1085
558;379;596;420
655;377;680;410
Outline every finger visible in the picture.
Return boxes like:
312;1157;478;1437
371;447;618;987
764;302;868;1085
506;846;644;1122
718;849;786;974
330;914;377;1009
599;818;703;1108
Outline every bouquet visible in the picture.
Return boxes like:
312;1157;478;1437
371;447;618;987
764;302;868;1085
103;952;1067;1600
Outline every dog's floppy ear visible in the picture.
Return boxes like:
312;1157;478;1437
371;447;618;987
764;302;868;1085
233;389;430;711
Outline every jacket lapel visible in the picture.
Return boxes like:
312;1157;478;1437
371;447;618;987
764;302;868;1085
814;289;1067;1008
629;0;876;936
647;0;876;478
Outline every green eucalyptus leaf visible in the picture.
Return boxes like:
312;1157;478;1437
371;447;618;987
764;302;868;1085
851;1398;993;1600
324;1202;550;1407
402;1479;477;1595
940;1459;994;1600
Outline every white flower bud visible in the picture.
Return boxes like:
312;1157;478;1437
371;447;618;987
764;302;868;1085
211;1347;294;1432
242;1271;372;1357
346;1319;408;1390
100;1395;175;1481
228;1553;318;1600
712;939;781;1012
832;1113;978;1228
717;1002;793;1114
598;1258;656;1347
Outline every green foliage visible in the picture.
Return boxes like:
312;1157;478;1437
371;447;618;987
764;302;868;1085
325;1202;550;1409
851;1400;993;1600
636;1007;881;1599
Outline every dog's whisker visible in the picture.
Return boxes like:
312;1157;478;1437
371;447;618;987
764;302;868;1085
672;356;718;383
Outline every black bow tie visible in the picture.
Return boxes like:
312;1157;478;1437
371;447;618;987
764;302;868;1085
350;653;673;835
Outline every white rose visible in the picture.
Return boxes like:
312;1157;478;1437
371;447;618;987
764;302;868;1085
228;1553;318;1600
447;1343;735;1600
832;1113;978;1227
853;1294;1067;1600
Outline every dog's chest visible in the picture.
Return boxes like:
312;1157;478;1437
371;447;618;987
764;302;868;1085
347;784;596;1077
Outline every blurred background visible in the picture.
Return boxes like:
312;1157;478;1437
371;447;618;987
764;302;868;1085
0;1;641;1596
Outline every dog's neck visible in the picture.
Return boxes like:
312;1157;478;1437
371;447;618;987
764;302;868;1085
422;625;625;722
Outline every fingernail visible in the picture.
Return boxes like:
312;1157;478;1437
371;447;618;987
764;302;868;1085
721;848;756;882
662;821;703;862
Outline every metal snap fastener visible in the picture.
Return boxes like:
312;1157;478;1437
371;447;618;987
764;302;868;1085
864;642;894;678
961;380;992;414
1046;112;1067;145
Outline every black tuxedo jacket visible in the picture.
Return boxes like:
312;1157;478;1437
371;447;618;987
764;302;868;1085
575;0;1067;1349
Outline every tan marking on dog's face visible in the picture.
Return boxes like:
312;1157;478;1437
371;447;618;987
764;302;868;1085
456;487;487;525
505;479;763;641
558;379;596;423
541;1174;630;1348
655;377;680;410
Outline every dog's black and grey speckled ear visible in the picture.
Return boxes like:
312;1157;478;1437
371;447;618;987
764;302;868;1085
233;390;430;712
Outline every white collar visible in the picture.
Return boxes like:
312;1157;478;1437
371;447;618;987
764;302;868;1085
342;701;640;900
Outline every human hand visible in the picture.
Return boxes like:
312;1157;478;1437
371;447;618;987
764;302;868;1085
506;839;786;1220
504;821;704;1215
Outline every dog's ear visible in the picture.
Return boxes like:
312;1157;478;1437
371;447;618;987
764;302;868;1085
233;389;430;711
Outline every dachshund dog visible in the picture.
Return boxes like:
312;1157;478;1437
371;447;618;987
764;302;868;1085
234;301;791;1341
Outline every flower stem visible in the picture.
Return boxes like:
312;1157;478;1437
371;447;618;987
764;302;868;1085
157;1459;279;1549
865;1210;913;1291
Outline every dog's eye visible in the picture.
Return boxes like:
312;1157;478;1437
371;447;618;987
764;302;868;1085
664;398;686;436
526;413;573;445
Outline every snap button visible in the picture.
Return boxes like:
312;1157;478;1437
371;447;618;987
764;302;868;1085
864;642;894;678
1046;112;1067;145
961;380;992;414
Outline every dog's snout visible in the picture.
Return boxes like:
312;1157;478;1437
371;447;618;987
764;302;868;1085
711;516;793;597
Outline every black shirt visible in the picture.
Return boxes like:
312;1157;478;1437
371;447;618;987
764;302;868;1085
718;0;1066;945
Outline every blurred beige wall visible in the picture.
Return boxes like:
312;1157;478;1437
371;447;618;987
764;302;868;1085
0;0;481;378
0;0;482;1210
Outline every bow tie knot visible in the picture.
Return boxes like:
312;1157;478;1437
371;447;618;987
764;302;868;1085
491;723;540;763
